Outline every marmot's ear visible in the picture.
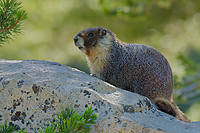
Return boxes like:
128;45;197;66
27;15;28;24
100;29;107;36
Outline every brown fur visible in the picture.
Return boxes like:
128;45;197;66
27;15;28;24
155;98;190;122
74;27;190;123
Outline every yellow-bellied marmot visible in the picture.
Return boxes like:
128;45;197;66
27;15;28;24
73;27;190;122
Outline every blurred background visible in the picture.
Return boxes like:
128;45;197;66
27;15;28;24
0;0;200;121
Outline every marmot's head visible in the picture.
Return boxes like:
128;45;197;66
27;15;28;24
74;27;115;56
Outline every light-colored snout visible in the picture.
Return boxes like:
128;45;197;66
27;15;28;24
73;34;86;52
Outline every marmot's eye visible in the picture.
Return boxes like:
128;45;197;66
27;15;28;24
87;32;94;37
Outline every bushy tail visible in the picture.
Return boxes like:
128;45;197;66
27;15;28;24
155;98;191;123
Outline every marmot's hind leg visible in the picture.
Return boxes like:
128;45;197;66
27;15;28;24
155;98;191;123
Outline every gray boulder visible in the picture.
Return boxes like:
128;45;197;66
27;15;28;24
0;60;199;133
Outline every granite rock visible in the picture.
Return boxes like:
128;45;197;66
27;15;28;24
0;60;200;133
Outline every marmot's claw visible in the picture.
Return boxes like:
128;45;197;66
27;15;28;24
90;74;96;77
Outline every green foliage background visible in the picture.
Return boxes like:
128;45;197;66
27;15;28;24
0;0;200;121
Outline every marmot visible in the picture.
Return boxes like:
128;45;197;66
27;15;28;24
73;27;190;122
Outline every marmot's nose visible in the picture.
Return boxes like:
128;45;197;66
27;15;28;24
73;35;79;44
